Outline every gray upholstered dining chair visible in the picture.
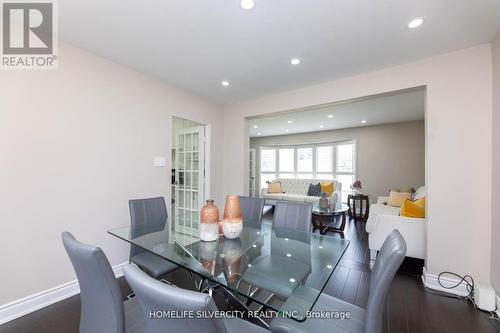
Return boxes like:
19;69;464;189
269;229;407;333
238;196;265;228
61;232;146;333
129;197;179;279
273;201;312;232
240;201;313;300
123;264;269;333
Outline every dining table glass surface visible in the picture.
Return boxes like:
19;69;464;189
108;218;349;321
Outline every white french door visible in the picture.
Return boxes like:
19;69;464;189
174;126;205;236
249;149;256;197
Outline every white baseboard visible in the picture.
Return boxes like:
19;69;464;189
0;262;127;326
421;267;470;297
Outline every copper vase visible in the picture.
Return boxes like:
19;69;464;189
200;199;219;223
200;199;219;242
223;195;241;219
222;195;243;239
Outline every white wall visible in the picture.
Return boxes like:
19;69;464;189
491;34;500;294
224;44;493;282
0;43;223;305
250;120;425;199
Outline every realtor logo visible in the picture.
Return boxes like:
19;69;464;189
1;0;58;68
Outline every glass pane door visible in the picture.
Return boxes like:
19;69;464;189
175;126;205;236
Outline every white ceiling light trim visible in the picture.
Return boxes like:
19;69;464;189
240;0;255;10
221;81;230;86
408;17;424;29
290;58;301;65
328;114;334;118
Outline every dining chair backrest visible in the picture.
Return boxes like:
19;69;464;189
365;229;407;333
123;264;227;333
61;232;125;333
129;197;168;257
273;201;312;233
238;196;265;228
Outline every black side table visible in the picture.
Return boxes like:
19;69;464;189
347;194;370;222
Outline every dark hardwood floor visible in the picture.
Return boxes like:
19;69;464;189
1;208;499;333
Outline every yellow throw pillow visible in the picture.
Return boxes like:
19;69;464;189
320;181;334;196
267;182;282;194
400;197;425;218
387;190;412;207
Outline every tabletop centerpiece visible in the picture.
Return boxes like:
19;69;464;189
199;199;220;241
222;195;243;239
350;180;363;195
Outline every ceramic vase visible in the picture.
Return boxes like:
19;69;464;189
319;192;329;209
200;199;220;242
222;195;243;239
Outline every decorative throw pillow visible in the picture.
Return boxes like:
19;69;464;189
387;190;412;207
307;183;322;197
320;181;334;196
413;186;426;201
267;181;282;194
400;197;425;218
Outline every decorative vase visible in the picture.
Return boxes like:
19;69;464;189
319;192;329;209
200;199;220;242
222;195;243;239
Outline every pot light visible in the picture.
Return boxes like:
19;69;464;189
408;17;424;29
290;58;301;65
240;0;255;10
221;81;230;86
253;125;258;129
289;278;296;283
361;120;367;124
328;114;334;118
287;120;293;124
257;132;261;136
319;125;324;129
285;129;290;132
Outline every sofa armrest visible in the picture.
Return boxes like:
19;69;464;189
260;188;267;198
368;214;425;259
376;196;390;205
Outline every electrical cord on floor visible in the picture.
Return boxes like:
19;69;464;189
421;271;500;322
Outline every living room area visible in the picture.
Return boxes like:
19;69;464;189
248;88;426;265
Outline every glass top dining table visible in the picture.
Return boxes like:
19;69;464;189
108;219;349;322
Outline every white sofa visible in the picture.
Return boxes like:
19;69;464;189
260;178;343;210
366;188;426;260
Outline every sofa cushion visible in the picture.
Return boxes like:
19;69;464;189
282;194;306;203
320;181;334;196
267;181;283;193
400;197;425;218
304;196;320;204
387;190;412;207
413;186;426;201
307;183;322;196
263;193;284;201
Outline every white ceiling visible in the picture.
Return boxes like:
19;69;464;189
247;89;425;137
59;1;500;104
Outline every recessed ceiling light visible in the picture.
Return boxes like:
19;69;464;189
328;114;334;118
290;58;301;65
361;120;367;124
287;120;293;124
221;81;230;86
253;125;258;129
240;0;255;10
408;17;424;29
319;125;324;129
257;132;261;136
289;278;296;283
285;129;290;132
